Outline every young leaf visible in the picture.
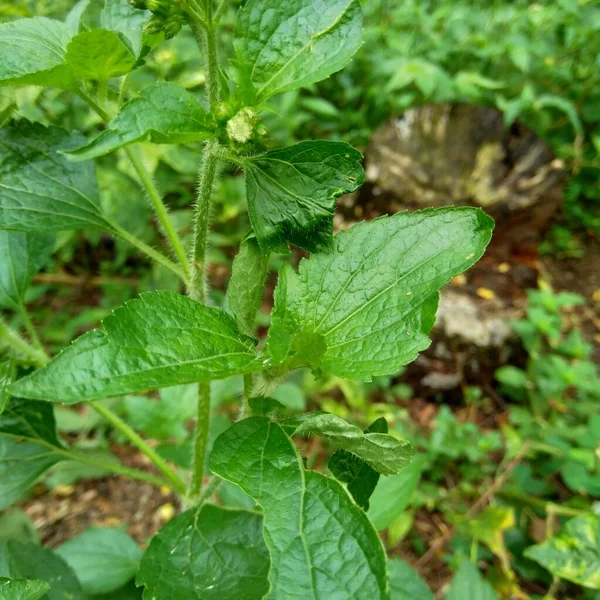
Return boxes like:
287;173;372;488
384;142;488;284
0;399;64;509
0;122;109;232
290;413;413;475
328;417;388;511
210;417;389;599
0;578;51;600
10;291;262;404
66;83;213;161
55;528;142;595
235;0;363;103
368;455;425;531
228;235;269;335
0;540;83;600
0;18;76;90
446;561;498;600
65;30;136;81
266;208;494;380
388;559;434;600
524;515;600;589
0;231;54;310
101;0;151;58
244;141;364;253
137;504;270;600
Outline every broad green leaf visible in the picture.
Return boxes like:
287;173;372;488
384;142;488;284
66;83;213;161
0;231;54;310
0;18;75;90
0;579;50;600
10;291;261;404
267;208;494;380
0;540;83;600
65;0;91;35
0;509;40;545
55;528;141;595
210;417;389;599
65;30;136;81
101;0;151;58
248;396;286;416
137;504;270;600
446;561;498;600
524;515;600;589
229;235;269;335
0;399;64;509
328;417;388;511
235;0;363;103
0;122;108;232
244;141;364;253
368;455;425;531
291;413;412;475
388;559;434;600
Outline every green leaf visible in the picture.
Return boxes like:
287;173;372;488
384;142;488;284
137;503;270;600
0;540;83;600
248;396;286;416
55;527;142;595
65;30;136;81
328;417;388;511
446;561;498;600
524;515;600;589
101;0;151;58
235;0;363;103
0;122;108;232
0;231;54;310
388;559;434;600
0;18;75;90
0;579;50;600
0;361;15;416
210;417;389;599
290;413;412;475
0;509;40;545
66;83;213;161
10;291;261;404
244;141;364;253
266;208;494;380
368;455;424;531
65;0;91;36
457;506;515;563
0;399;64;509
229;235;269;336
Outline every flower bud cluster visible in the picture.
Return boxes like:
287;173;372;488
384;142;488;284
126;0;186;40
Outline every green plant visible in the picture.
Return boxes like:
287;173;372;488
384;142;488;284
0;0;497;596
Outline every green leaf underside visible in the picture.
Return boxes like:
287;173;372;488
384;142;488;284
0;540;83;600
229;236;269;336
0;231;54;310
0;122;107;232
66;30;136;81
387;559;434;600
328;418;387;511
210;417;389;599
292;413;412;476
10;291;261;404
524;515;600;589
0;578;51;600
0;400;64;510
67;83;213;160
55;528;142;595
245;141;365;253
267;208;494;381
137;504;270;600
235;0;363;103
0;18;75;90
367;455;424;532
445;561;498;600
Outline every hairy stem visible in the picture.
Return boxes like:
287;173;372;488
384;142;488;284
0;318;47;367
190;382;211;496
17;305;47;356
90;401;187;496
76;90;190;281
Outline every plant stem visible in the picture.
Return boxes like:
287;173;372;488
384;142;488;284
124;147;191;280
76;89;190;281
90;401;187;496
190;382;211;496
497;489;591;518
110;221;186;282
17;305;47;356
0;318;47;367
